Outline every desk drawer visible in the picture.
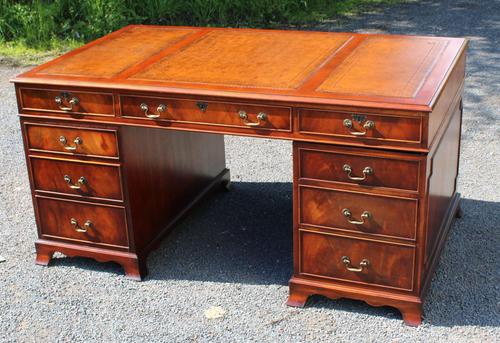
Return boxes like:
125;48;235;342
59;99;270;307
30;157;122;201
20;88;114;116
298;147;420;191
299;230;415;291
121;96;291;131
299;186;417;240
298;109;422;143
37;197;128;248
25;123;118;158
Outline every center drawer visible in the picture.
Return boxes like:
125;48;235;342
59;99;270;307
30;156;123;201
120;95;291;131
36;196;128;248
299;230;415;291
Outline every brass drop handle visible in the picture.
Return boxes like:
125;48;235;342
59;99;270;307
70;218;93;233
343;118;375;136
341;256;370;272
54;94;79;111
342;208;372;225
343;164;373;181
140;103;167;119
64;175;87;189
238;110;267;127
59;136;82;151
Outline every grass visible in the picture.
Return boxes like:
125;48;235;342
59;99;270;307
0;40;82;66
0;0;404;66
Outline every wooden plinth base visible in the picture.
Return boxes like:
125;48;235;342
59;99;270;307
35;239;146;281
287;278;423;326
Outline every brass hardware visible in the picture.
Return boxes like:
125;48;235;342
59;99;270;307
341;256;369;272
343;164;373;181
196;101;208;112
64;175;87;189
54;92;79;111
352;114;366;123
140;103;166;119
342;208;372;225
238;110;267;127
343;118;375;136
59;136;82;151
70;218;93;233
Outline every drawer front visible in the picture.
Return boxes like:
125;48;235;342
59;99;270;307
300;186;417;240
299;230;415;290
31;157;122;201
298;109;422;143
37;197;128;248
299;148;420;191
121;96;291;131
25;123;118;158
20;88;114;116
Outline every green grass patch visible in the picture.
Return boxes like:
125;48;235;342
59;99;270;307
0;39;82;66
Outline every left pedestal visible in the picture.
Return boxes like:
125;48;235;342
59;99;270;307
22;119;228;280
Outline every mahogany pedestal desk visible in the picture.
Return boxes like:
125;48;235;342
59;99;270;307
12;26;467;326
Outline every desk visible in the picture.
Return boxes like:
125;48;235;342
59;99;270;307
12;26;467;326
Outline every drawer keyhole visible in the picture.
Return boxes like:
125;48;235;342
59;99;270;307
196;102;208;112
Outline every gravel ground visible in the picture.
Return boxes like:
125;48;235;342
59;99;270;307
1;1;499;342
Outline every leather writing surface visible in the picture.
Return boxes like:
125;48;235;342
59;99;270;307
40;26;196;78
131;30;352;89
317;36;446;98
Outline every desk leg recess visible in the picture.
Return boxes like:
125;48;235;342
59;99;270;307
29;124;228;281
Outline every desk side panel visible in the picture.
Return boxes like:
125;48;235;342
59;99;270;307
119;127;226;253
421;97;462;294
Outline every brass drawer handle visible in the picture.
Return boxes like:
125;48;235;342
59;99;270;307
59;136;82;151
238;110;267;127
64;175;87;189
140;103;167;119
343;118;375;136
54;93;79;111
70;218;93;233
342;208;372;225
343;164;373;181
341;256;370;272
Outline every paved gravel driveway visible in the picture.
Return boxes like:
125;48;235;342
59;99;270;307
1;0;499;341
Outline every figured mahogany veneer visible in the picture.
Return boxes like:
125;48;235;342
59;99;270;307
19;88;114;116
25;123;119;158
298;109;422;143
36;196;129;248
30;156;123;201
298;145;421;192
299;230;415;290
12;25;467;326
299;186;418;240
